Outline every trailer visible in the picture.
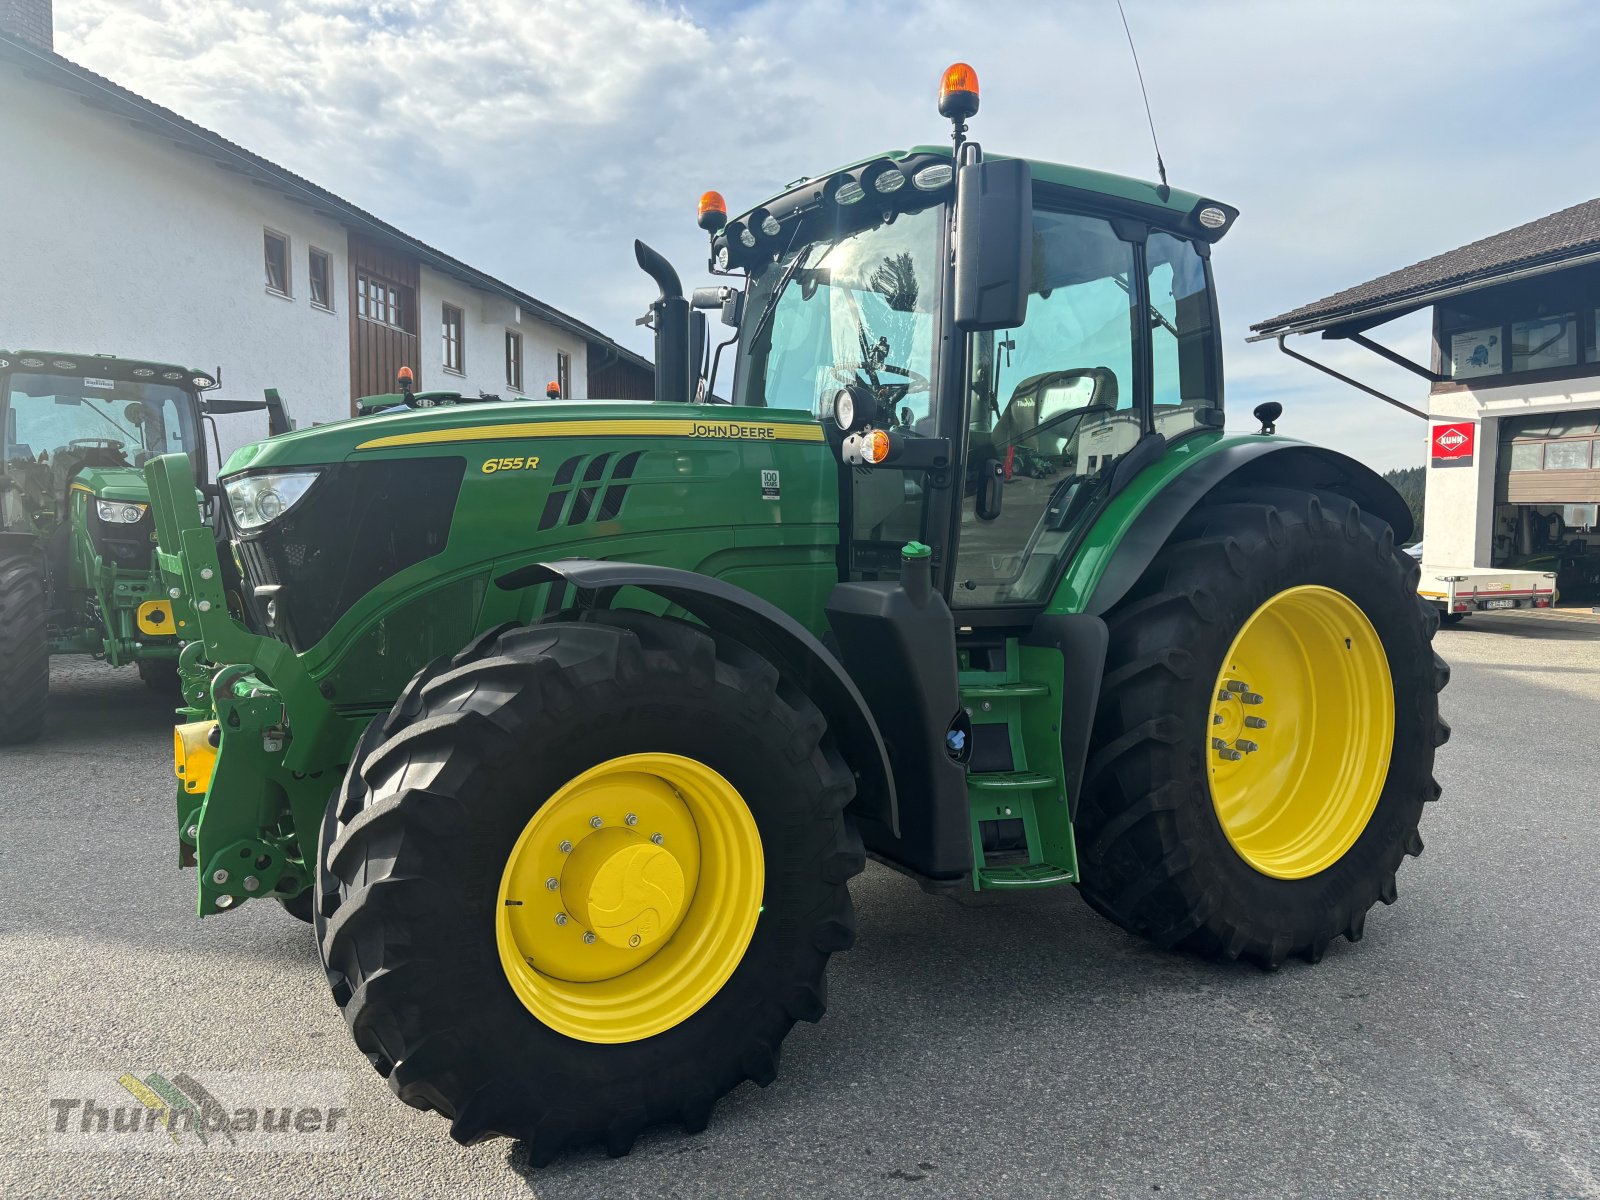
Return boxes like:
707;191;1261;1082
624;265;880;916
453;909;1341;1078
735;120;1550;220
1418;565;1558;624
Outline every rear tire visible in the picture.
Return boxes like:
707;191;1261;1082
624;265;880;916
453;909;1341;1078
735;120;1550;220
318;611;863;1162
1076;489;1448;968
0;551;50;745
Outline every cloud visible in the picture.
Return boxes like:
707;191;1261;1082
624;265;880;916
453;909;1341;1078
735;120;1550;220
51;0;1600;471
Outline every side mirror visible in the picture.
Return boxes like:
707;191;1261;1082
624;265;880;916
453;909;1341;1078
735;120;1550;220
975;456;1004;521
953;157;1032;332
264;388;294;437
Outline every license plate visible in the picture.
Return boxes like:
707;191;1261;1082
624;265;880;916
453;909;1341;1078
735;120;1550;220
1485;598;1516;609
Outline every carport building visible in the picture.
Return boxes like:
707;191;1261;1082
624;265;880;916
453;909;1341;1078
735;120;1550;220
1251;197;1600;603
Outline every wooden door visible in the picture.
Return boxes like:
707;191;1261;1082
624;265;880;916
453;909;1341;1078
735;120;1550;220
349;235;421;408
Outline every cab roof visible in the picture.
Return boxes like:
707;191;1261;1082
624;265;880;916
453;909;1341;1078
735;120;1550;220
0;349;211;384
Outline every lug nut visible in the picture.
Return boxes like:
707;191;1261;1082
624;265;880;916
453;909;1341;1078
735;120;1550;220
1226;680;1248;692
243;876;259;892
1211;737;1228;750
1241;692;1264;705
650;833;664;845
582;932;597;945
1212;713;1224;725
555;913;568;926
625;813;638;827
1244;716;1267;728
1218;748;1243;761
1235;740;1259;754
559;840;573;854
589;816;603;829
212;869;229;885
1216;690;1233;702
545;877;558;890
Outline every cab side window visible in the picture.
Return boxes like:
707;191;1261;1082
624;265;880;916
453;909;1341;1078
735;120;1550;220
1147;231;1220;434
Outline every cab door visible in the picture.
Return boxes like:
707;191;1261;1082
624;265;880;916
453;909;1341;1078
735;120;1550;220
950;208;1222;614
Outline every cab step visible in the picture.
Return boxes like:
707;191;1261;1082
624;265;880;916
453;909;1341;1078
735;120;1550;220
967;770;1058;792
958;681;1051;699
975;863;1077;888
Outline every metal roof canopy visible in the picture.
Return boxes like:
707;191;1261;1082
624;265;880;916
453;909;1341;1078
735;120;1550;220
1248;196;1600;421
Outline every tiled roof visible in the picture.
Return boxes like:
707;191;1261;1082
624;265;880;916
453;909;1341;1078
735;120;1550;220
0;31;651;372
1252;197;1600;338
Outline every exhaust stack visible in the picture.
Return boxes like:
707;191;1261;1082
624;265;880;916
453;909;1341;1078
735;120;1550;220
634;240;692;405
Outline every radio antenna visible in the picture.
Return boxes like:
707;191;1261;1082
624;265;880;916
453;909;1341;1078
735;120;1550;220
1115;0;1169;200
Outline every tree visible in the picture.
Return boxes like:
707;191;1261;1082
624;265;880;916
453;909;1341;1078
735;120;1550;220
1383;466;1424;542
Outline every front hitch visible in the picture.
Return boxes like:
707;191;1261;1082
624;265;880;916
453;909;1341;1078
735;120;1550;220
146;453;344;915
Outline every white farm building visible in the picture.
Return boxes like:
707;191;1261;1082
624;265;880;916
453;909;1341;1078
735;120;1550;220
0;0;652;457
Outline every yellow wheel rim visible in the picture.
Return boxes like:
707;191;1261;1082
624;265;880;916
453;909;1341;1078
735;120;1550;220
1206;585;1393;879
495;752;764;1043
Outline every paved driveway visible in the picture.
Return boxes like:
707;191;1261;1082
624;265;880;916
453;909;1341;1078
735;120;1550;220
2;612;1597;1198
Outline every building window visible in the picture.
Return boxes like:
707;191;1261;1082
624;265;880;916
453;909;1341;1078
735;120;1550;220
308;248;333;310
1543;439;1591;470
264;230;290;296
557;350;571;400
506;330;524;391
357;273;408;330
442;304;465;374
1509;442;1543;471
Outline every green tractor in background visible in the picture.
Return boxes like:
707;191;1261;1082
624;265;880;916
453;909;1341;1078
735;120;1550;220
0;351;289;742
146;65;1449;1163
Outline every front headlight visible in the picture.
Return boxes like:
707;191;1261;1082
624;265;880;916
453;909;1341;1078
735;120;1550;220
95;499;148;524
223;471;320;531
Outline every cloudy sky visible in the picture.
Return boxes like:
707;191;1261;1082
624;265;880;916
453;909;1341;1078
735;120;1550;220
53;0;1600;470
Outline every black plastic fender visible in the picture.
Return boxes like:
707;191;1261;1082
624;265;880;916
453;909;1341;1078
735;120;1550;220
1084;440;1414;617
496;558;898;834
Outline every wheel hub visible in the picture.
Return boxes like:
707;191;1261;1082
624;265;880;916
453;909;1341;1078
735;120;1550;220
561;829;686;950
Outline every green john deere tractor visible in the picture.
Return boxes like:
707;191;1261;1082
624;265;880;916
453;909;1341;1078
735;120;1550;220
146;65;1449;1163
0;351;290;742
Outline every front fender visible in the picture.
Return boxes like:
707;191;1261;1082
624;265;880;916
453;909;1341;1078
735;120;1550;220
496;558;898;834
1054;435;1413;618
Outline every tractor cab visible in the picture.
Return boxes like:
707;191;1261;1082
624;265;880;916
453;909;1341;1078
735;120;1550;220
711;124;1234;613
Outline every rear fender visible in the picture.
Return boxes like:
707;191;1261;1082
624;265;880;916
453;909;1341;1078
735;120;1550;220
1078;438;1413;618
495;559;898;834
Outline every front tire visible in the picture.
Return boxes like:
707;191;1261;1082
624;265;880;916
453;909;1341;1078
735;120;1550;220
0;551;50;745
318;612;863;1162
1076;489;1449;967
138;657;181;694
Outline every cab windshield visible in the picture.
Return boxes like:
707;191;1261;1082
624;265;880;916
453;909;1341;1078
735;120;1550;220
733;204;943;426
3;372;200;470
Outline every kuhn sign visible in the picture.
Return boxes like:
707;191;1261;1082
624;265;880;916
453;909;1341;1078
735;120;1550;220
1431;422;1475;466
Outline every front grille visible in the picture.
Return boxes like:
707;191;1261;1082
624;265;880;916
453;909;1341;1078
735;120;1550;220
233;457;466;650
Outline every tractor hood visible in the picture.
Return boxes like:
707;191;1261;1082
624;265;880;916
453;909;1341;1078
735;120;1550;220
220;399;676;476
72;464;154;503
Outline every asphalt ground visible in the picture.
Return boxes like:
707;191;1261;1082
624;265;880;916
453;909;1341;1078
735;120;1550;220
2;610;1597;1199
